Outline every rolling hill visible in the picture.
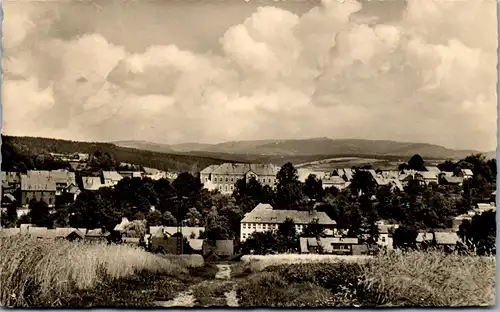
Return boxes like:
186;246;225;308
112;137;487;160
1;136;241;173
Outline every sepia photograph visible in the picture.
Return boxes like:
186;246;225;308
0;0;497;308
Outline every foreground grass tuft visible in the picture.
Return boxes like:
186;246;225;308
0;236;202;307
360;251;496;307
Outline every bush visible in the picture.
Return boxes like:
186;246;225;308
237;272;333;307
264;262;363;295
0;236;192;307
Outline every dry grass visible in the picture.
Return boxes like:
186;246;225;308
361;250;496;307
241;254;371;272
0;236;201;307
237;251;496;307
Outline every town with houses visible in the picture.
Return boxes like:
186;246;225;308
0;149;496;258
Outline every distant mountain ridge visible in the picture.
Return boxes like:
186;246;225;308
112;138;492;160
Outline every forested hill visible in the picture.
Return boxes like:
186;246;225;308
0;135;236;173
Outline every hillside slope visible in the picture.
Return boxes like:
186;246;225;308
112;138;484;160
1;136;237;173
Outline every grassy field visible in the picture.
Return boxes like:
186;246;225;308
0;236;204;307
3;237;494;308
236;251;496;307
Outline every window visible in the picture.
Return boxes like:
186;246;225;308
268;179;271;183
231;178;234;182
49;198;52;205
381;236;386;243
224;185;228;191
226;177;229;182
205;178;208;182
230;185;234;190
252;224;256;229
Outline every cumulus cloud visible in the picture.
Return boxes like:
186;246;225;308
2;0;497;151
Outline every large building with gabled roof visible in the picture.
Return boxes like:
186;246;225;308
239;203;336;242
199;163;280;194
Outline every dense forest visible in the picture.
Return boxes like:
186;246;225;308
1;135;241;173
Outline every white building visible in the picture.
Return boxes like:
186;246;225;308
199;163;280;194
239;203;336;242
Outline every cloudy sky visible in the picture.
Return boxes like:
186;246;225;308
2;0;497;151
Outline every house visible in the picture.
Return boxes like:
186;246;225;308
83;228;110;241
297;169;327;183
449;214;473;229
414;171;438;185
0;228;21;238
475;203;496;213
300;237;359;255
425;166;441;174
240;203;336;242
398;173;413;187
149;226;205;239
188;239;204;254
343;168;354;182
416;232;434;249
461;169;474;179
433;232;459;252
82;176;109;191
45;228;85;241
440;176;464;186
119;171;143;179
20;173;57;207
321;176;347;190
46;170;76;195
1;172;21;194
102;171;123;186
143;167;168;180
200;163;280;194
377;223;398;250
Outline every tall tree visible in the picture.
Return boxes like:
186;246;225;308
350;170;376;197
303;174;324;201
393;225;418;250
301;218;326;238
408;154;425;171
458;210;496;255
276;218;299;252
275;163;305;210
70;188;121;230
28;199;53;228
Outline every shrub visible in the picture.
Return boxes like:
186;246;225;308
0;236;195;307
237;272;333;307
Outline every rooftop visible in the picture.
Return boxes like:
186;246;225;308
241;203;336;225
209;163;280;176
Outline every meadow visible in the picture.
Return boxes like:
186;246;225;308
235;251;496;307
0;236;204;307
1;237;495;308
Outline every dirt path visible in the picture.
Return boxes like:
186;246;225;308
154;263;239;307
154;289;196;308
215;264;231;279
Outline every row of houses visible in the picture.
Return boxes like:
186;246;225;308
0;224;111;241
239;200;496;254
198;163;476;196
1;167;178;211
